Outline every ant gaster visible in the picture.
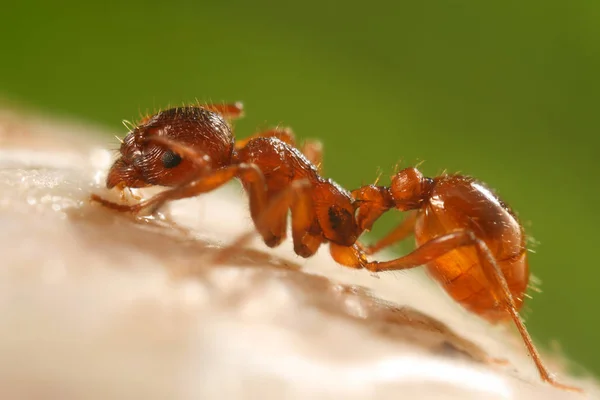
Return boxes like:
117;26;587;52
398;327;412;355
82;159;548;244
91;103;581;392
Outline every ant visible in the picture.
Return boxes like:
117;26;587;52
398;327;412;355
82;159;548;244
91;102;581;392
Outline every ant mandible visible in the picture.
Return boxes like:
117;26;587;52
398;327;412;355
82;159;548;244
91;103;580;392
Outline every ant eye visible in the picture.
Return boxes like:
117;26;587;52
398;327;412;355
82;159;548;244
161;150;182;169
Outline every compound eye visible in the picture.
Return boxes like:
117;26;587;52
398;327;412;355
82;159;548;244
161;150;182;169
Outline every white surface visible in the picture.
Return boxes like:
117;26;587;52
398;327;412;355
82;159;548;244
0;108;596;399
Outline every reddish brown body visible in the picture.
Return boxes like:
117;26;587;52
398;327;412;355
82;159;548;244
91;103;580;392
235;137;359;251
415;176;528;321
95;104;361;260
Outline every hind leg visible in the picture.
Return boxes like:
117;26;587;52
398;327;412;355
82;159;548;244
330;230;581;392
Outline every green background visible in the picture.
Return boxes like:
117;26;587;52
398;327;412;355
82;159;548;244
2;1;598;377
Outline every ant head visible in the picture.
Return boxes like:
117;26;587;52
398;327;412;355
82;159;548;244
390;167;434;211
106;107;234;189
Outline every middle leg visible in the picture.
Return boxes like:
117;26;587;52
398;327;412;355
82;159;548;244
215;179;323;262
363;211;417;255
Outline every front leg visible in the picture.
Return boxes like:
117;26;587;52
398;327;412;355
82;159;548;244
91;162;266;215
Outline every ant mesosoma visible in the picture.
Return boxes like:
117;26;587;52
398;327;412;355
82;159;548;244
91;103;581;392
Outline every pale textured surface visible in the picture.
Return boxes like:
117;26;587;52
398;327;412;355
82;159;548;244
0;108;596;399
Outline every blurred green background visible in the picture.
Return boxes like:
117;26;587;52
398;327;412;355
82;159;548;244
2;1;598;377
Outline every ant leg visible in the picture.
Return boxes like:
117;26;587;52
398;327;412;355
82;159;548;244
331;231;581;392
216;179;323;261
329;243;370;269
200;102;244;119
287;181;322;257
363;211;417;255
467;237;582;392
92;162;267;215
258;179;321;257
331;230;475;272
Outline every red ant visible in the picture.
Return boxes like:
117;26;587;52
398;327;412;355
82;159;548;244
91;103;581;392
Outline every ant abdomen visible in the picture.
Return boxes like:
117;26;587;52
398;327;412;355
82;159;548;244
414;175;529;321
